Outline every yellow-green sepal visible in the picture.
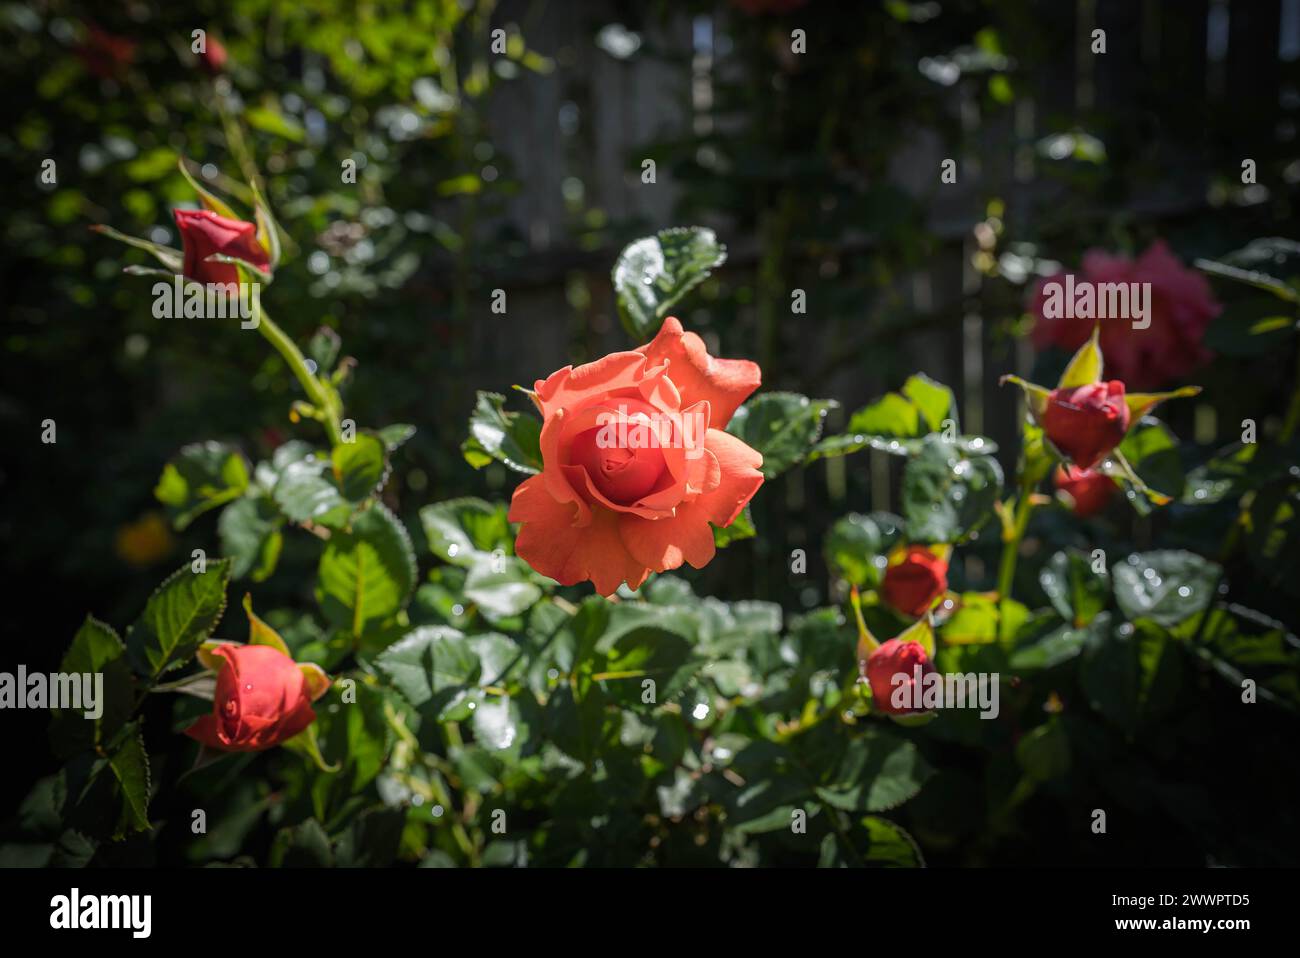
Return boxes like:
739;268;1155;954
299;663;331;702
177;156;242;221
196;639;237;673
1057;323;1103;389
243;593;291;656
1100;449;1173;507
1124;385;1202;420
895;614;936;658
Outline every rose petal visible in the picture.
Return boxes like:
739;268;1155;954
695;428;764;527
638;317;761;427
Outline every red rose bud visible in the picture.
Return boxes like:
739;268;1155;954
173;208;270;287
185;645;318;752
199;36;228;74
1054;464;1115;518
1041;380;1131;469
881;546;948;618
865;638;937;716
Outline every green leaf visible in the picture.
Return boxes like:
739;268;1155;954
462;391;543;475
377;423;417;451
419;497;512;568
942;592;1028;646
464;555;544;622
315;682;391;805
307;326;341;372
815;727;934;812
217;495;284;581
470;694;529;755
374;626;482;716
1184;442;1300;505
901;374;957;432
332;432;390;502
127;559;232;677
269;819;334;867
108;728;151;838
1184;606;1300;710
273;453;353;529
726;391;838;478
1111;551;1220;628
316;504;417;638
245;102;306;142
1197;238;1300;303
1039;550;1109;627
1009;618;1101;670
814;377;993;460
1081;618;1184;730
335;807;406;867
901;436;1003;543
853;815;926;867
824;512;899;588
611;227;726;341
1016;719;1070;782
1202;297;1297;357
1117;417;1184;502
49;617;133;760
153;441;250;530
712;505;756;547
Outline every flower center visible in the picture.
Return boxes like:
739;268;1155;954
569;402;670;506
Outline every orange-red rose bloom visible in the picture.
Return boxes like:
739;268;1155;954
865;639;936;716
881;547;948;617
508;317;764;596
1041;380;1130;470
1054;464;1115;518
185;645;317;752
173;208;270;287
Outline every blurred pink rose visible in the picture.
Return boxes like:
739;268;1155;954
1031;240;1220;390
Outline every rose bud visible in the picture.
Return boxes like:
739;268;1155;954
881;545;948;618
198;36;228;74
1041;380;1131;469
1054;464;1116;518
865;638;937;717
509;317;764;595
1003;325;1199;507
185;644;324;752
173;208;271;287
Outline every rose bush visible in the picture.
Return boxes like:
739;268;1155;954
9;135;1300;868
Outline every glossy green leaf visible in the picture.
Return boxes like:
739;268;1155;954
332;431;390;502
901;435;1003;543
611;227;726;340
1111;550;1220;628
419;497;511;568
127;559;231;677
462;390;543;475
316;504;417;637
1039;550;1109;627
726;391;838;478
154;441;250;530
